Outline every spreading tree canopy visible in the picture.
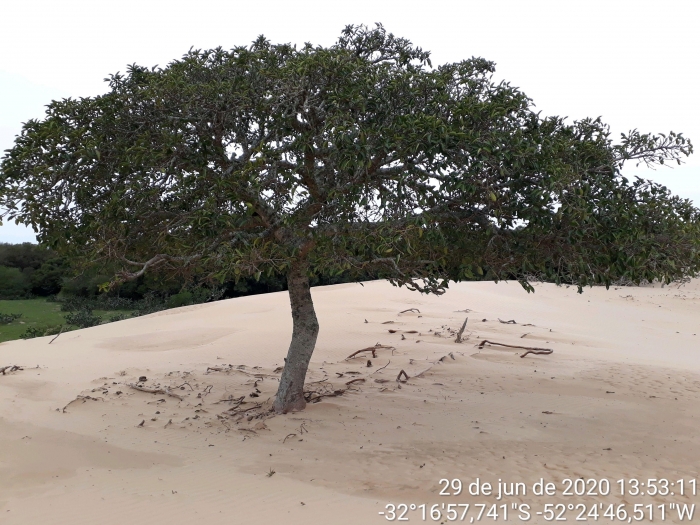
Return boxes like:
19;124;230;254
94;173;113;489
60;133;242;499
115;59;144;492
2;25;698;412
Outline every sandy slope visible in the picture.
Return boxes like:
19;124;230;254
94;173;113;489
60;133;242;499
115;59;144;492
1;280;699;524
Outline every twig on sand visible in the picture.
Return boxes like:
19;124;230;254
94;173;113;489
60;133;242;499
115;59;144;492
396;369;409;382
0;365;23;375
399;308;420;314
49;326;64;344
282;433;297;443
455;317;469;343
306;391;345;403
345;378;366;386
62;395;102;413
345;344;395;360
373;360;391;374
127;383;184;400
477;340;553;358
226;403;262;416
498;318;517;324
520;349;554;358
414;366;434;378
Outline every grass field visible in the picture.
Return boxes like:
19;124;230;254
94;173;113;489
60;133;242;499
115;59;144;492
0;299;131;343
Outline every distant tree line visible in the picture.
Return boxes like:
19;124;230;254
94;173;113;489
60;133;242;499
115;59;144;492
0;242;379;304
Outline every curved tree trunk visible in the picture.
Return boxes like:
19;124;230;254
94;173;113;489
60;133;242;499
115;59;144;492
273;262;319;414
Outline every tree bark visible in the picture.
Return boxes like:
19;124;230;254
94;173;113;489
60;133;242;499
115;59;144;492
273;262;319;413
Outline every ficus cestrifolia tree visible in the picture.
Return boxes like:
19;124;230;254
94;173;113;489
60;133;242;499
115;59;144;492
2;25;698;413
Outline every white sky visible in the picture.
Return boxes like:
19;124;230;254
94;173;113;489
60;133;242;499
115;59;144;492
1;0;698;243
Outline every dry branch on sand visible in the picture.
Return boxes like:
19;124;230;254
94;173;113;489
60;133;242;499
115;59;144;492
0;365;23;375
48;326;64;344
455;317;469;343
345;344;395;360
498;318;517;324
127;383;184;400
399;308;421;314
62;395;102;413
345;378;366;386
396;369;409;382
477;340;553;357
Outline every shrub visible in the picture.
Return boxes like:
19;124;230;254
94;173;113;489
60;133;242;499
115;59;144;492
0;312;22;324
20;324;66;339
64;308;102;329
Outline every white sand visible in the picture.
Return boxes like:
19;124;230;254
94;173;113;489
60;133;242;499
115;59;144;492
1;279;699;524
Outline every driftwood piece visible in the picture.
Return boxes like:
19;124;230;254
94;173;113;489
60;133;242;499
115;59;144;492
127;383;184;400
455;317;469;343
477;340;553;358
396;369;409;382
345;344;395;360
498;318;517;324
399;308;420;314
0;365;23;375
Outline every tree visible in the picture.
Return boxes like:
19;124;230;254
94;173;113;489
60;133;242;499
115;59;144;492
1;25;698;413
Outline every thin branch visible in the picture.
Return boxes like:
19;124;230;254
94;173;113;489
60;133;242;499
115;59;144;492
49;326;64;344
476;340;553;357
127;383;184;400
345;344;395;360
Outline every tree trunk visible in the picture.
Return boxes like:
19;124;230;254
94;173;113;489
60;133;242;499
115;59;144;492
273;262;319;414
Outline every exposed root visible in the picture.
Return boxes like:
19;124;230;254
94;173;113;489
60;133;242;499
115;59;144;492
283;433;297;443
396;369;409;382
303;380;345;403
373;360;391;374
345;378;366;386
0;365;23;375
477;340;553;357
62;395;102;413
520;349;554;358
206;365;274;379
127;383;184;400
345;344;395;360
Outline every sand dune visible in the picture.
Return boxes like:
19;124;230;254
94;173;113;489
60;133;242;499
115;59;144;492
1;280;699;524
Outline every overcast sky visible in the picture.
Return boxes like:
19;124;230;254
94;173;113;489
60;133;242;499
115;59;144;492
1;0;698;243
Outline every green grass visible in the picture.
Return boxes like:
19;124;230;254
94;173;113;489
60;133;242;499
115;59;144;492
0;299;132;343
